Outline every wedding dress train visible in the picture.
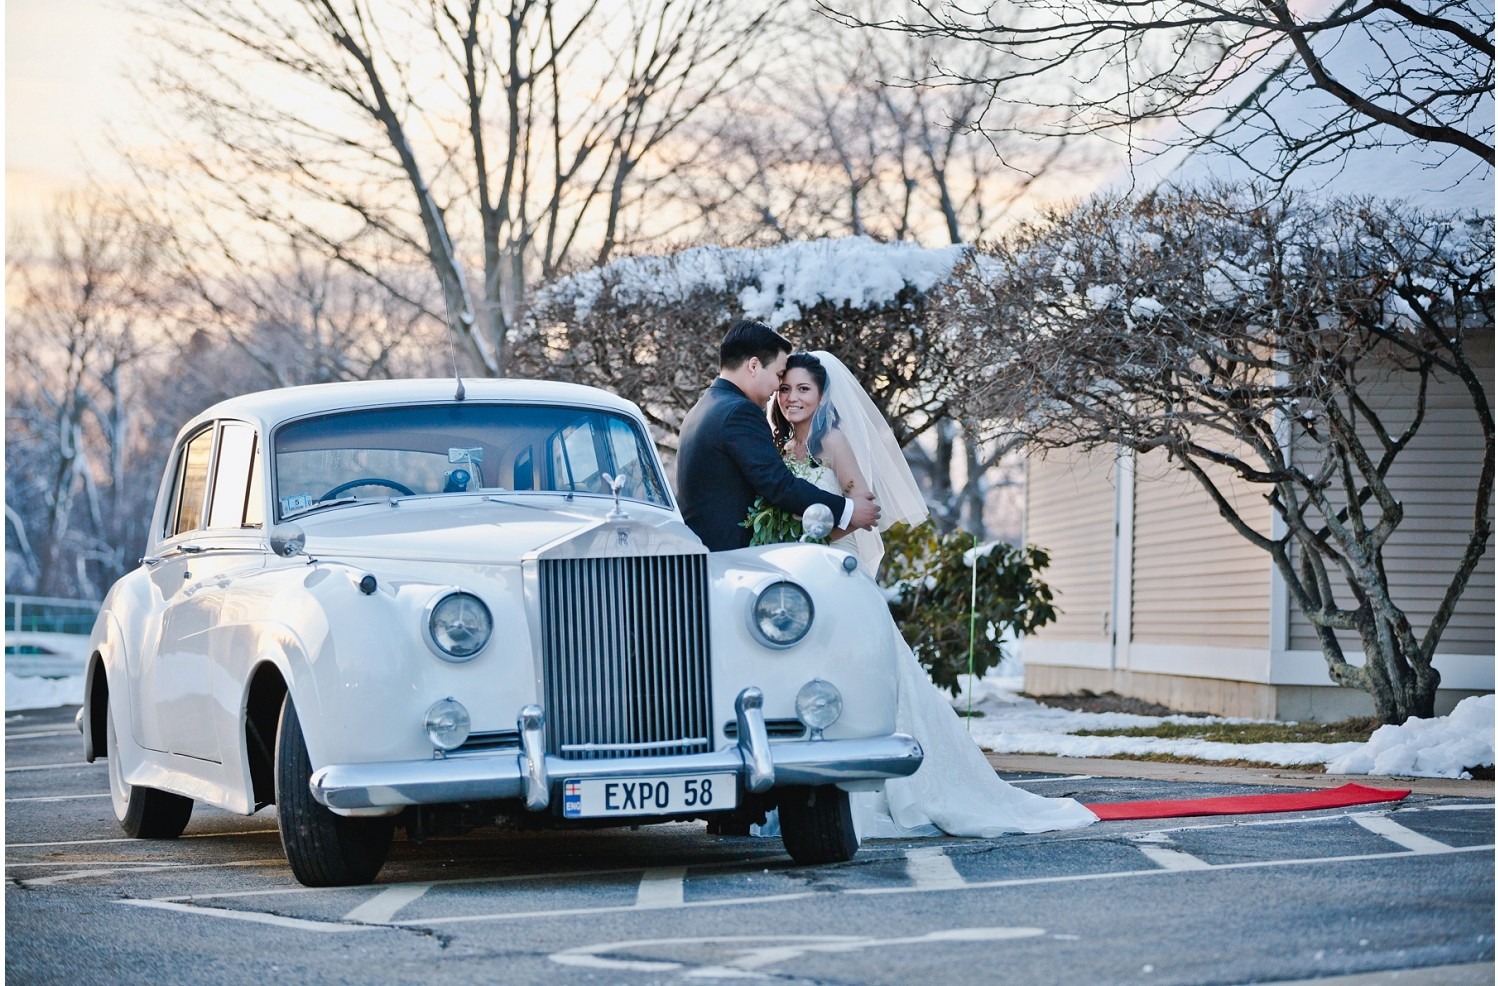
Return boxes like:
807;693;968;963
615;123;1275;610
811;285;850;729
756;462;1097;840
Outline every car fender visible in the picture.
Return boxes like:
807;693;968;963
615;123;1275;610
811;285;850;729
707;545;901;741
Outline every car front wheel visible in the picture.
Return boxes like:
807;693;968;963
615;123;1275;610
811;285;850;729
106;701;193;839
275;695;394;887
777;785;859;864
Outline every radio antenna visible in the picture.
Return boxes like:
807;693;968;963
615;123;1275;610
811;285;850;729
446;313;466;401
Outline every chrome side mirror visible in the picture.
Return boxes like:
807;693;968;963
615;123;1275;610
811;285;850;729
268;524;307;558
799;503;834;542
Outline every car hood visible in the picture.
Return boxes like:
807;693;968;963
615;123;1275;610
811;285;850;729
292;495;705;565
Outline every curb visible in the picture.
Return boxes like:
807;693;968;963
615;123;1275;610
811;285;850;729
986;752;1495;799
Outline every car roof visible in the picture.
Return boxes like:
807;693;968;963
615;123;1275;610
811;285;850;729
184;378;648;434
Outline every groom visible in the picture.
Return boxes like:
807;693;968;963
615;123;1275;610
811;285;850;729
677;318;880;550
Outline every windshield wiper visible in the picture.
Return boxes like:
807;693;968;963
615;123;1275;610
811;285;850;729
282;496;361;519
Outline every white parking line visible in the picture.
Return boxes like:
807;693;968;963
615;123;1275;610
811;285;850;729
5;761;104;773
904;847;967;889
1138;847;1212;871
343;884;432;923
551;928;1049;975
5;729;79;740
1352;814;1456;853
6;793;111;803
111;842;1493;932
636;866;687;908
8;830;279;848
121;899;380;933
1007;775;1095;784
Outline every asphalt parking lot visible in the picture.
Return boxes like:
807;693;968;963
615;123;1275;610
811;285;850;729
6;704;1494;985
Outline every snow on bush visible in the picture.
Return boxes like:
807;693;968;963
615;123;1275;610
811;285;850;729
537;236;969;328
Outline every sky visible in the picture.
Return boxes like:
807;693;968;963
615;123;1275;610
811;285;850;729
5;0;149;229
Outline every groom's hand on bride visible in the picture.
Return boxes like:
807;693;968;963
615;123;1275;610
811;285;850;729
849;492;880;531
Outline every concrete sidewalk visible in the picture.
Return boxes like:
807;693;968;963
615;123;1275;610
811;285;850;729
987;752;1495;800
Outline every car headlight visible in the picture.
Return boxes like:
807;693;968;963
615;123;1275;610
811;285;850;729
425;591;492;661
750;580;813;647
796;679;843;733
425;698;471;750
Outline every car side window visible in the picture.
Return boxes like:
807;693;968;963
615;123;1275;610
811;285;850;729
551;418;605;492
207;423;261;529
168;427;215;537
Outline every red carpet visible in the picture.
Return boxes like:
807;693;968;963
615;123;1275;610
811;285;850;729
1084;782;1410;821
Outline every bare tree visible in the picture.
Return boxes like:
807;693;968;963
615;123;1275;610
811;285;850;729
824;0;1493;182
675;13;1094;246
941;186;1493;722
5;196;174;598
130;0;782;377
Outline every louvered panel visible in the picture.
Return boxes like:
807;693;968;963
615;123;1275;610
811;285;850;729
539;554;711;760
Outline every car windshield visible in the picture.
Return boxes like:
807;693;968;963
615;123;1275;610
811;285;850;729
272;403;671;520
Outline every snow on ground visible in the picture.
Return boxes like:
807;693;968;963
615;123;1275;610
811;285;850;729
6;663;1491;781
950;669;1493;780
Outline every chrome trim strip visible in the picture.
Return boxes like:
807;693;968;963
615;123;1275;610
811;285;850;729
561;737;710;753
308;731;924;811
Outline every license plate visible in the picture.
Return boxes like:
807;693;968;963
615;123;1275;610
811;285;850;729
561;773;737;818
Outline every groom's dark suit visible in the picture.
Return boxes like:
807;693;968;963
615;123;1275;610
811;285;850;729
677;378;847;550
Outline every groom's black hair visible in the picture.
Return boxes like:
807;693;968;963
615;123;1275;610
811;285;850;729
719;318;791;370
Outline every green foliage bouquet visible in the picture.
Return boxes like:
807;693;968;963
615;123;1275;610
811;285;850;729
880;522;1057;696
741;456;831;546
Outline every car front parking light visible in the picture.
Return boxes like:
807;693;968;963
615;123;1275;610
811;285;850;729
425;698;471;751
795;679;843;737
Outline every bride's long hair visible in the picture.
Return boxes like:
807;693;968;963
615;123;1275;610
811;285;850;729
770;352;840;458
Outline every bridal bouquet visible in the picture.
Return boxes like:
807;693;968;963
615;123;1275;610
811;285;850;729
742;457;830;547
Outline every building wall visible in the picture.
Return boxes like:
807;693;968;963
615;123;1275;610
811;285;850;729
1130;450;1272;651
1025;446;1116;648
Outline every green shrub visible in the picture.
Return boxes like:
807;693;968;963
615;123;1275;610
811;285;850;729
880;522;1057;696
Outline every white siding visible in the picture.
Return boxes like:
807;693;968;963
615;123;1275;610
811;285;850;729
1288;333;1495;656
1026;447;1117;643
1131;451;1273;650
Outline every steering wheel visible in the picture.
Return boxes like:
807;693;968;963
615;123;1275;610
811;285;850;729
319;477;416;501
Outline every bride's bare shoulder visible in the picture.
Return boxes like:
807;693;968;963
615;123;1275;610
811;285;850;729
818;427;855;464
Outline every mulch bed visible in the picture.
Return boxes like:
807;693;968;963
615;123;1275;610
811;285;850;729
1026;691;1209;718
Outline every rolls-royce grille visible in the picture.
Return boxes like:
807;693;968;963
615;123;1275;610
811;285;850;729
539;554;711;760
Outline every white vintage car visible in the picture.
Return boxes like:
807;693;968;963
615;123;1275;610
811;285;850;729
80;378;922;886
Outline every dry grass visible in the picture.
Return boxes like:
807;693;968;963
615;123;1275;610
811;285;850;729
1071;718;1383;745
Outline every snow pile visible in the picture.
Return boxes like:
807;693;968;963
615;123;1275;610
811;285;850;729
7;672;84;711
1326;695;1495;779
540;236;970;327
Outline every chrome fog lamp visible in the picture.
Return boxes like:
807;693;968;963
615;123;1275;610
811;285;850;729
750;580;814;647
424;697;471;751
795;679;843;736
426;591;492;661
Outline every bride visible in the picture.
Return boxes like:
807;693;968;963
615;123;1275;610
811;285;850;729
763;350;1097;839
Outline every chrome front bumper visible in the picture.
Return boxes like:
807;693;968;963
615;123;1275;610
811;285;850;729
309;687;923;813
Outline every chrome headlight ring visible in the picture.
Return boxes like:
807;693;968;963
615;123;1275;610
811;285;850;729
749;579;814;648
424;591;493;662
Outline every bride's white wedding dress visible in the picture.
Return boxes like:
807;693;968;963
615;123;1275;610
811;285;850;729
763;461;1097;840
